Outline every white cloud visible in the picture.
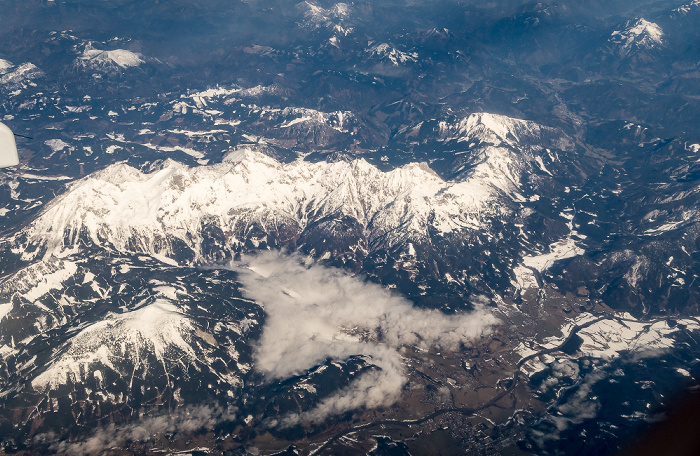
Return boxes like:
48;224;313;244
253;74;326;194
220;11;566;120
37;404;236;456
232;251;499;425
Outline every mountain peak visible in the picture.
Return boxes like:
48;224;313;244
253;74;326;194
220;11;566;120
77;45;144;71
31;299;196;393
438;112;548;148
222;147;281;167
610;18;663;56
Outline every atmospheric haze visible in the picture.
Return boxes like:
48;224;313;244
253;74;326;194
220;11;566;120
233;251;500;425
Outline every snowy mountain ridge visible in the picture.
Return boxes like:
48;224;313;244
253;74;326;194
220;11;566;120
610;18;664;56
31;299;197;392
15;112;567;267
0;62;42;92
435;113;567;196
298;1;353;33
367;43;418;65
77;46;145;71
23;149;512;262
437;113;550;148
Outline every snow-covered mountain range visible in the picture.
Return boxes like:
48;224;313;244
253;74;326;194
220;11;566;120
18;113;558;258
77;46;145;71
25;152;495;257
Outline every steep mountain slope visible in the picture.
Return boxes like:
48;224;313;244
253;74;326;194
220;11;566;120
0;252;260;448
609;18;664;57
8;112;583;311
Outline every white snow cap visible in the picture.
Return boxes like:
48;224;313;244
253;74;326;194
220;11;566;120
78;47;144;70
610;18;663;55
0;122;19;168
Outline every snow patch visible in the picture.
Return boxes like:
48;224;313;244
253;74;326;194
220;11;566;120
298;1;352;31
0;63;42;90
0;59;13;73
23;261;78;303
44;139;71;153
673;0;700;15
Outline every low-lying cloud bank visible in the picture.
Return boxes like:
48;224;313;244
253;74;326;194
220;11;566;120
36;404;236;456
234;251;499;425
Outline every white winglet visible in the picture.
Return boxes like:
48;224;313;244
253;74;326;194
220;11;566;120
0;122;19;168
